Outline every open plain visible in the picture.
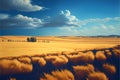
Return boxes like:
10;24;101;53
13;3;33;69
0;36;120;80
0;36;120;57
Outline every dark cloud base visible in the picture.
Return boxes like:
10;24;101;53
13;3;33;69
0;45;120;80
0;0;43;12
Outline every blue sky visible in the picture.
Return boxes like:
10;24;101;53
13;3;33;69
0;0;120;36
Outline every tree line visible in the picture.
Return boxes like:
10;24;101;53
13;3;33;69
1;37;50;43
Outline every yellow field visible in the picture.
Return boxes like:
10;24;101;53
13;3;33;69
0;36;120;57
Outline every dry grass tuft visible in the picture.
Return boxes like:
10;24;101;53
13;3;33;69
95;51;107;61
10;78;16;80
112;49;120;57
104;50;112;58
0;59;33;75
45;55;68;67
18;56;31;64
32;57;46;67
85;51;95;63
62;51;72;55
40;69;74;80
73;64;94;80
87;72;108;80
103;63;116;74
67;51;95;63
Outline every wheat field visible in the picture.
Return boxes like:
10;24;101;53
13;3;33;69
0;36;119;57
0;36;120;80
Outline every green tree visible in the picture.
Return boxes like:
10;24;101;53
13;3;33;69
27;37;36;42
30;37;37;42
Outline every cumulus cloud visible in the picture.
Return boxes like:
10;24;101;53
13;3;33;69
0;14;43;29
0;14;9;19
0;10;120;31
78;17;120;26
0;10;79;29
0;0;43;12
43;10;79;27
44;12;120;28
54;10;120;35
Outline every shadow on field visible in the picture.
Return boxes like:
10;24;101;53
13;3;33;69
0;45;120;80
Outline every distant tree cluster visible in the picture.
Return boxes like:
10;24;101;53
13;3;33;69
27;37;37;42
1;37;37;42
42;40;50;43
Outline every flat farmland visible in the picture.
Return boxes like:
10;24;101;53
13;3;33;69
0;36;120;57
0;36;120;80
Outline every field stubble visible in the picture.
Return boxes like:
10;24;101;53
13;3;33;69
0;36;120;57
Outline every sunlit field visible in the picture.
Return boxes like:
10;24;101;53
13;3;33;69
0;36;120;57
0;36;120;80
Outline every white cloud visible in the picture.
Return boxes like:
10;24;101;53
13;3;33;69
0;14;9;19
0;0;43;12
43;10;79;27
60;10;78;25
46;10;120;28
0;9;120;36
113;17;120;21
55;10;120;35
61;10;71;16
57;10;120;36
0;14;43;29
109;25;115;29
103;17;112;22
79;17;115;26
101;24;107;29
59;26;78;33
